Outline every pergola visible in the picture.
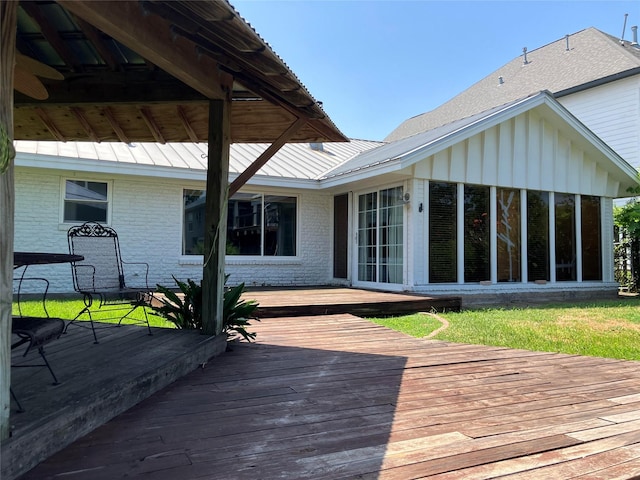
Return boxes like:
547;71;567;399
0;0;347;440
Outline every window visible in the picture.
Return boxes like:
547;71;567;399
497;188;521;282
464;185;490;282
527;190;550;282
555;193;576;281
429;182;457;283
63;180;109;223
183;190;297;256
581;195;602;281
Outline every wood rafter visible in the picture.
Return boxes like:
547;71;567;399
70;107;99;142
59;1;233;100
34;108;66;141
177;105;199;142
20;2;80;72
102;107;129;143
138;107;165;144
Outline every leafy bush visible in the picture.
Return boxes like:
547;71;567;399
152;275;259;341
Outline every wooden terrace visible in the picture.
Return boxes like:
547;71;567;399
12;295;640;479
249;286;462;318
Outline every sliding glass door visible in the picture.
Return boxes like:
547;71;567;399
357;186;404;285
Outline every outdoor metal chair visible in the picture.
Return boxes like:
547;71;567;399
66;221;153;343
12;268;66;411
12;316;65;386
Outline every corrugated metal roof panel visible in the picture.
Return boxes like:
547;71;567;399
14;139;383;180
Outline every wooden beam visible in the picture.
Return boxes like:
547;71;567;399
34;108;66;141
72;15;122;71
138;107;165;144
0;0;17;442
229;117;307;196
21;2;81;72
102;107;130;143
58;1;233;100
70;107;99;142
177;105;199;143
202;98;231;336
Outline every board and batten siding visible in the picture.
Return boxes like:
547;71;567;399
413;109;620;197
559;75;640;169
14;167;333;294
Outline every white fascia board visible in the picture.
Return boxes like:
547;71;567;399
318;161;408;189
16;153;208;181
17;152;321;190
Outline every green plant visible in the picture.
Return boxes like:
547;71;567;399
152;275;259;341
223;281;259;342
153;276;202;330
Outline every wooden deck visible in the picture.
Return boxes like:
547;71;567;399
17;313;640;479
3;322;226;480
248;286;461;317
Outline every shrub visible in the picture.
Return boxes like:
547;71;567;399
152;275;259;341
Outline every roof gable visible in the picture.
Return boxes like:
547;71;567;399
321;91;639;197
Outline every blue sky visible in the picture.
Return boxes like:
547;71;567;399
232;1;640;141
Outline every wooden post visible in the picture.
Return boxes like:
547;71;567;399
201;98;231;336
0;0;17;441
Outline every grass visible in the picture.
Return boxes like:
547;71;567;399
14;299;175;329
367;297;640;361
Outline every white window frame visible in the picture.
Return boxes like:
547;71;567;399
181;188;300;261
60;178;112;225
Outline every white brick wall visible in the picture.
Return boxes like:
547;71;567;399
14;167;334;294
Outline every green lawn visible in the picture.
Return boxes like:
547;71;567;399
14;299;175;328
368;297;640;361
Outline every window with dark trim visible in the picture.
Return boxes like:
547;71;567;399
555;193;576;281
527;190;550;282
464;185;490;283
429;182;457;283
497;188;521;282
581;195;602;281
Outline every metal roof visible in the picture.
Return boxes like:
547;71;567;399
386;27;640;142
14;139;384;181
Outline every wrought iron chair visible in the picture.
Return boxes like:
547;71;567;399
12;273;66;410
66;221;153;343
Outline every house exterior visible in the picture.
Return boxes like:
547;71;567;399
14;91;639;306
387;27;640;170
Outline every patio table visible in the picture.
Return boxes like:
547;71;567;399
14;252;84;269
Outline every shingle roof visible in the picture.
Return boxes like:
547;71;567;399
386;27;640;142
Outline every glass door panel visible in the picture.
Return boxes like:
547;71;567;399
357;187;403;284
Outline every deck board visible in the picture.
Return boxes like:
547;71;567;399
14;312;640;479
247;286;461;317
3;323;226;480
